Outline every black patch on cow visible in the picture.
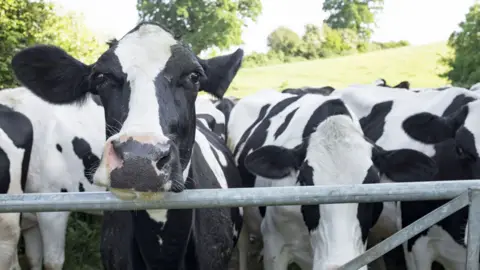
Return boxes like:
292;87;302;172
443;94;476;116
196;113;225;139
78;183;85;192
357;166;383;242
298;163;320;232
71;137;100;183
359;101;393;142
60;188;68;192
56;144;62;152
0;148;11;194
403;106;469;144
274;108;298;139
233;104;270;158
0;104;33;192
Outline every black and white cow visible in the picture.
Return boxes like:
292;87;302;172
227;89;437;269
332;85;480;269
0;102;33;270
195;95;228;140
373;78;411;89
212;96;239;126
281;86;335;96
11;22;245;269
0;87;105;270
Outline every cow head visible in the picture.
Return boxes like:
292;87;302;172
403;99;480;180
11;22;243;200
243;114;436;269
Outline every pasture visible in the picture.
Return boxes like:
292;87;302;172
227;42;450;96
18;41;451;270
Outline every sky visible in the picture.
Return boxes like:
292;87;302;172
51;0;477;54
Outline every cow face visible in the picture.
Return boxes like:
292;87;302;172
244;115;437;269
11;22;243;199
403;100;480;180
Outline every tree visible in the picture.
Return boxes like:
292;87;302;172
441;3;480;87
137;0;262;54
0;0;106;89
267;26;302;56
322;0;384;40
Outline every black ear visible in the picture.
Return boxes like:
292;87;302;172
372;148;437;182
394;81;410;89
199;48;244;99
402;107;467;144
11;45;92;105
244;145;299;179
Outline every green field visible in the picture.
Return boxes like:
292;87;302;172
20;42;451;270
226;42;450;97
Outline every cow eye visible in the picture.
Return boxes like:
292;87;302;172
456;145;476;161
188;72;201;84
92;73;108;87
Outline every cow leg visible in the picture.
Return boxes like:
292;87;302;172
22;213;43;270
0;212;21;270
37;211;70;270
237;224;249;270
410;236;434;270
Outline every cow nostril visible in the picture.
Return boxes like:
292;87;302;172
155;143;171;169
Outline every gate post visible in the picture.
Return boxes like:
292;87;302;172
466;189;480;270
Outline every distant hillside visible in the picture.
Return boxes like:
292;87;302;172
227;42;450;97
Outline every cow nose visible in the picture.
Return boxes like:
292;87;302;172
111;139;171;163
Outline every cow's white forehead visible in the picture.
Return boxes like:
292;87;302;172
114;24;178;79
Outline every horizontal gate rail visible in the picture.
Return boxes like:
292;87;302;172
338;190;471;270
0;180;479;212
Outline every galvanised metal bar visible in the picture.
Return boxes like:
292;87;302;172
338;191;470;270
466;189;480;270
0;180;479;212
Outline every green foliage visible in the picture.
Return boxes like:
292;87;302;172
267;26;302;56
440;2;480;87
244;23;409;68
322;0;384;40
137;0;262;54
0;0;106;89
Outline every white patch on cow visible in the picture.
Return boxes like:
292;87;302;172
470;82;480;92
195;128;228;189
408;225;467;270
462;100;480;160
146;209;168;224
93;24;178;185
0;88;106;269
0;127;23;270
307;115;370;270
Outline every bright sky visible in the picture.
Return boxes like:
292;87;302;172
52;0;477;54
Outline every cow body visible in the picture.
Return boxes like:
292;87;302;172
373;78;411;89
333;85;480;269
0;102;33;270
12;22;245;269
0;87;105;270
227;89;436;270
281;86;335;96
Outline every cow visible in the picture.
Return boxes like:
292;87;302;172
0;103;33;270
332;85;480;270
212;96;239;126
0;87;105;270
227;89;437;269
11;22;245;269
195;95;227;140
281;86;335;96
373;78;411;89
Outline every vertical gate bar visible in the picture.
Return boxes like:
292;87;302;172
339;191;470;270
466;189;480;270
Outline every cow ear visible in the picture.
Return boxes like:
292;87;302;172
198;49;244;99
372;147;437;182
244;145;298;179
394;81;410;89
402;107;468;144
11;45;92;105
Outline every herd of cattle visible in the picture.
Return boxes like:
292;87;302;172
0;22;479;270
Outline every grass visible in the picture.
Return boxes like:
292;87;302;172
22;42;450;270
226;42;451;97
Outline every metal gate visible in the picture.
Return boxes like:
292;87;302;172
1;179;480;270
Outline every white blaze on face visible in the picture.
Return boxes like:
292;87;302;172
307;115;371;270
93;24;179;187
